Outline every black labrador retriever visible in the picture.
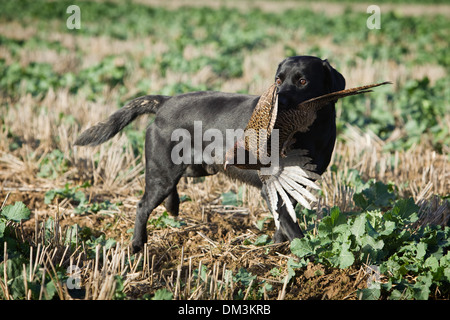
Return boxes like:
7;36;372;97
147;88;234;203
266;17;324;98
75;55;345;252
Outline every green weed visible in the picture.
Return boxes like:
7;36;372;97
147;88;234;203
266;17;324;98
289;181;450;299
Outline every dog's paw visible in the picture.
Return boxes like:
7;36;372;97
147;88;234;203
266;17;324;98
131;239;145;254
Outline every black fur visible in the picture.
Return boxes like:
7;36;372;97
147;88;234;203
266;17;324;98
75;56;345;253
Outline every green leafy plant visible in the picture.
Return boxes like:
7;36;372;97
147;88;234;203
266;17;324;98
221;186;245;206
1;201;31;256
74;199;120;215
38;149;69;179
148;212;186;229
289;181;450;299
151;288;173;300
44;183;87;206
0;202;63;300
0;200;120;300
0;257;61;300
1;201;30;225
44;183;121;216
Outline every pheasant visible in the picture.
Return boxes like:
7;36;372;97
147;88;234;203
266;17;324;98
224;81;391;227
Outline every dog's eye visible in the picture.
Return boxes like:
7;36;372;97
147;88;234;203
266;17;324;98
275;78;282;86
298;78;307;86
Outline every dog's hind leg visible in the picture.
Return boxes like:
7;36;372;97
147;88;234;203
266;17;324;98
132;169;184;252
163;164;217;216
164;189;180;216
131;127;185;253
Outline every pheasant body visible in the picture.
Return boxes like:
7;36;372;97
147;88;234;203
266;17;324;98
224;80;391;227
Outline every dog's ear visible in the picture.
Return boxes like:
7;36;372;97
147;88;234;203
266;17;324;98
322;59;346;93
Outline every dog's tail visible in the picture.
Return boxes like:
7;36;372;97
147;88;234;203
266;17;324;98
74;95;170;146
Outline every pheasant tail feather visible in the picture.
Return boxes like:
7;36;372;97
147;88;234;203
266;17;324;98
298;81;392;109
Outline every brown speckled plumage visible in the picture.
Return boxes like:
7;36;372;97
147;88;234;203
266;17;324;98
225;81;391;169
224;83;278;169
245;83;278;159
223;80;391;223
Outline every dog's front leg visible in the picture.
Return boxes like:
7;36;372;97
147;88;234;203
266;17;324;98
272;204;304;243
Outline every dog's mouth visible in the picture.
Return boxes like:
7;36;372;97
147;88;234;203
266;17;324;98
276;88;319;110
277;97;308;111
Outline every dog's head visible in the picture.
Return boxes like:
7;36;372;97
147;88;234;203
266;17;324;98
274;56;345;109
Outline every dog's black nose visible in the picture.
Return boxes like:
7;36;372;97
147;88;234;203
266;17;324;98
277;95;287;108
277;91;294;109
